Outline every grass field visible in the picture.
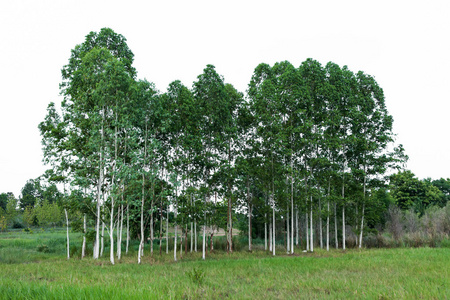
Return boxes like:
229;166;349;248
0;230;449;299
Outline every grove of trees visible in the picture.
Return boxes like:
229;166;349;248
2;28;448;263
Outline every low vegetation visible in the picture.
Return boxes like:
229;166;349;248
0;230;449;299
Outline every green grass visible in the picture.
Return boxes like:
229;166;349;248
0;230;449;299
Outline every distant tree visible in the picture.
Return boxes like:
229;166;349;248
5;194;18;225
20;179;40;210
0;193;8;211
390;171;443;215
23;206;36;228
430;178;450;207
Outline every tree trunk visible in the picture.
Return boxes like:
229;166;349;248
264;215;267;251
334;202;338;249
286;206;290;254
138;172;145;264
296;208;299;247
269;222;272;252
306;212;309;251
65;208;69;260
166;206;169;254
290;160;294;254
359;204;365;248
194;220;197;252
310;195;314;252
319;198;323;249
82;213;86;259
109;195;115;265
126;204;129;254
326;200;330;251
101;221;104;257
272;200;276;256
248;203;252;252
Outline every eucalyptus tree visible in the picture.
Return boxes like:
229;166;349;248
59;28;136;261
193;65;236;258
248;63;288;256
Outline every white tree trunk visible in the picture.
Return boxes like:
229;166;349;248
138;174;145;264
174;222;177;261
342;206;346;250
272;203;275;256
326;201;330;251
190;221;193;252
319;198;323;249
202;223;206;260
359;203;365;248
286;207;290;254
296;208;299;247
150;206;154;256
166;207;169;254
94;179;101;259
82;213;86;258
110;194;115;265
100;221;104;257
248;204;252;252
290;164;294;254
126;205;129;254
306;212;309;251
334;202;338;249
310;195;314;252
264;214;267;251
65;208;69;260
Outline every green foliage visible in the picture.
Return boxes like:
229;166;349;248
35;200;62;227
390;170;444;215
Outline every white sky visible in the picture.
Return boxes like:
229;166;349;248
1;0;449;197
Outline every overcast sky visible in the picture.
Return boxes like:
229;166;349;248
1;0;449;197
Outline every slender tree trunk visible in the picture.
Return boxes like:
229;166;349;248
190;221;193;253
248;203;252;252
82;213;86;259
296;208;299;247
291;159;294;254
359;203;365;248
166;206;169;254
334;202;338;249
342;177;346;250
185;225;188;255
109;194;115;265
65;208;69;260
319;198;323;249
139;172;145;264
327;200;330;251
117;203;123;260
174;212;177;261
286;205;290;254
194;220;197;252
94;166;102;259
202;219;206;260
160;200;163;256
359;171;367;248
264;215;267;251
272;197;276;256
310;195;314;252
101;221;104;257
269;222;272;252
306;212;309;251
126;204;129;254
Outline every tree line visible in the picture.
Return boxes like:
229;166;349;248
2;28;448;263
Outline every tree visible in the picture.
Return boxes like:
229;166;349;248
430;178;450;207
390;170;443;215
